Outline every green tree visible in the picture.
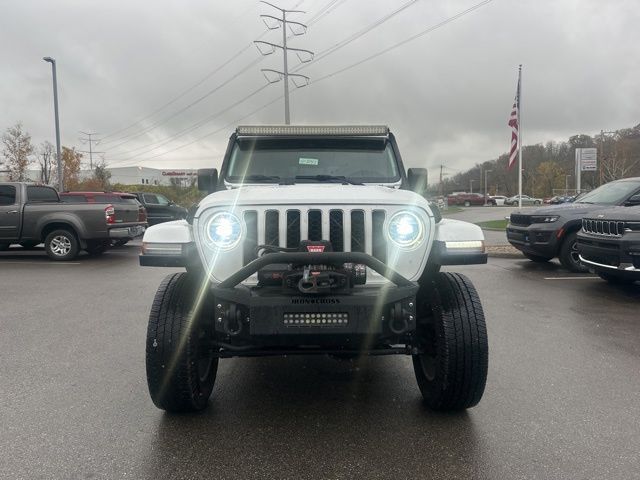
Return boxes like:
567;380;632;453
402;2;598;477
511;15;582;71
61;146;82;190
2;122;34;181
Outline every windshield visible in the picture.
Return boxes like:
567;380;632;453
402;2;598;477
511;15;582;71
574;179;640;205
226;138;400;183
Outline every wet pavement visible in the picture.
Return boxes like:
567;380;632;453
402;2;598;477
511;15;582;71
1;245;639;479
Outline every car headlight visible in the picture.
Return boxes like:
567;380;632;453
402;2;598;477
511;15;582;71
531;215;559;223
206;212;242;249
388;211;425;248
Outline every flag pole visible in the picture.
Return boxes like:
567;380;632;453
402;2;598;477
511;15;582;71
518;64;523;209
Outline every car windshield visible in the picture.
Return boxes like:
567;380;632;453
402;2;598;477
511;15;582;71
574;179;640;205
226;138;400;183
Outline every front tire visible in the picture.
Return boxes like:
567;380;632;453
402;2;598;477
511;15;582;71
412;272;488;411
558;232;588;273
146;273;218;412
44;229;79;261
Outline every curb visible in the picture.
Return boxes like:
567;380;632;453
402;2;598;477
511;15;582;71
485;245;522;259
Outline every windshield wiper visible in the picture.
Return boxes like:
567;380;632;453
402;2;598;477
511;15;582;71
294;175;363;185
241;174;280;183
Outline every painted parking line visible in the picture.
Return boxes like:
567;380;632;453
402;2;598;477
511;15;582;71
543;276;599;280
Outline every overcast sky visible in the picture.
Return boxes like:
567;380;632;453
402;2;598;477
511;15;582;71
1;0;639;179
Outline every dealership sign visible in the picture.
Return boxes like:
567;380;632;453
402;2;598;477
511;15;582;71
161;171;197;177
575;148;597;171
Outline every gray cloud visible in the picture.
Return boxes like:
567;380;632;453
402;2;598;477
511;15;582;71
1;0;638;181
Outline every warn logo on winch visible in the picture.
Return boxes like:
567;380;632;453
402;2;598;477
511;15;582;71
306;245;325;253
291;298;340;304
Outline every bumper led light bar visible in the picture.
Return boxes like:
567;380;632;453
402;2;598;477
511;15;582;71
141;242;183;256
283;312;349;326
236;125;389;136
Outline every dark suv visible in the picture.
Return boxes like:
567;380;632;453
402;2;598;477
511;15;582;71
129;192;187;226
507;177;640;272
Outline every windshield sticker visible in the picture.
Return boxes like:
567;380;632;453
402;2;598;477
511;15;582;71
299;157;319;166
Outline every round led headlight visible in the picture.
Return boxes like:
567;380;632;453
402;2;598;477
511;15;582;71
388;211;424;248
206;212;242;249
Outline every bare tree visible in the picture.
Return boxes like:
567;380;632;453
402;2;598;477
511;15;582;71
38;141;55;184
2;122;34;181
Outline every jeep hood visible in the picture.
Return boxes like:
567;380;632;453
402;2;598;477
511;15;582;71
513;202;612;218
196;184;431;216
581;205;640;221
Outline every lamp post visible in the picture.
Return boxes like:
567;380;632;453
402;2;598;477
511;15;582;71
43;57;63;191
470;179;475;194
484;169;492;205
565;174;571;195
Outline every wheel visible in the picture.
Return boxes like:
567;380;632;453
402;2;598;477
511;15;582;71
596;272;636;285
558;232;588;273
86;241;110;256
464;201;471;207
412;272;488;411
20;241;39;249
523;252;552;263
146;273;218;412
44;229;79;261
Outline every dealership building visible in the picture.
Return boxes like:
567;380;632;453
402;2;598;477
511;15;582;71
0;166;198;187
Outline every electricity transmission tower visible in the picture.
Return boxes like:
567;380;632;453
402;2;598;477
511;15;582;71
79;131;105;170
254;1;314;124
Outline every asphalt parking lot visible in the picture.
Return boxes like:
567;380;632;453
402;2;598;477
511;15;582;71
1;243;639;479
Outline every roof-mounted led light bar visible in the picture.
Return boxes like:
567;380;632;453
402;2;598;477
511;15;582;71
236;125;389;137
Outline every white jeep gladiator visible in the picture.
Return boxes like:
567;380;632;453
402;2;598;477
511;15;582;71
140;125;488;412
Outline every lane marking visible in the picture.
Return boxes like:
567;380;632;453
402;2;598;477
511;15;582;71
543;276;599;280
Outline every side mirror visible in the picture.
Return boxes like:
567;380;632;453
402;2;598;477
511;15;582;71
624;194;640;206
198;168;218;194
407;168;428;195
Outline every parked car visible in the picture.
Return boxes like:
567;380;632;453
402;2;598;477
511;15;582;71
129;192;188;226
60;191;147;246
447;192;495;206
504;194;543;206
0;183;147;260
548;195;575;205
507;177;640;272
490;195;508;206
577;206;640;284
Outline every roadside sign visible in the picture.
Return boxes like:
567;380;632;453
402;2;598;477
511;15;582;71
576;148;597;171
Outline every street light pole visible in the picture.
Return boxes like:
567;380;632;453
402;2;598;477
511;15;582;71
470;179;475;194
43;57;63;191
484;169;492;205
565;174;571;195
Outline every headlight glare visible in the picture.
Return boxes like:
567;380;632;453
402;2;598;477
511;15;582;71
388;211;424;248
206;212;242;249
531;215;559;223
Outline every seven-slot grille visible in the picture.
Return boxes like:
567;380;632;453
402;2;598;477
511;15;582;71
509;214;531;226
582;218;626;237
242;208;388;265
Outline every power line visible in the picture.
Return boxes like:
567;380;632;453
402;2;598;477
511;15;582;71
78;131;104;170
106;0;492;167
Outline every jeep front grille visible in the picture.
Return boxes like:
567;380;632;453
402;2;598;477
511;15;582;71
241;207;388;264
582;218;626;237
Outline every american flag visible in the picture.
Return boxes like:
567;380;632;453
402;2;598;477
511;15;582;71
508;68;521;170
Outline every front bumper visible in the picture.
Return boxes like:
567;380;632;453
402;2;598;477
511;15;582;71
577;231;640;276
210;252;419;356
506;223;560;257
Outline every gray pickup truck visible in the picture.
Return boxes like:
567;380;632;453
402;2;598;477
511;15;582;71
0;182;146;260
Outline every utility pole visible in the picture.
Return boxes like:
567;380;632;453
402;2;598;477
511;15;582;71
598;129;615;186
484;169;492;205
470;179;475;193
255;1;313;124
43;57;63;192
78;131;105;170
565;174;571;195
439;165;443;196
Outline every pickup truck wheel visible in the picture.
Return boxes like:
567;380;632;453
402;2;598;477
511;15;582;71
146;272;218;412
44;229;79;261
413;272;488;411
558;232;588;273
523;252;552;263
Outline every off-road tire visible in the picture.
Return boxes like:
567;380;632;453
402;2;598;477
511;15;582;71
146;272;218;412
597;272;636;285
523;252;552;263
413;272;488;411
44;229;79;261
559;232;588;273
